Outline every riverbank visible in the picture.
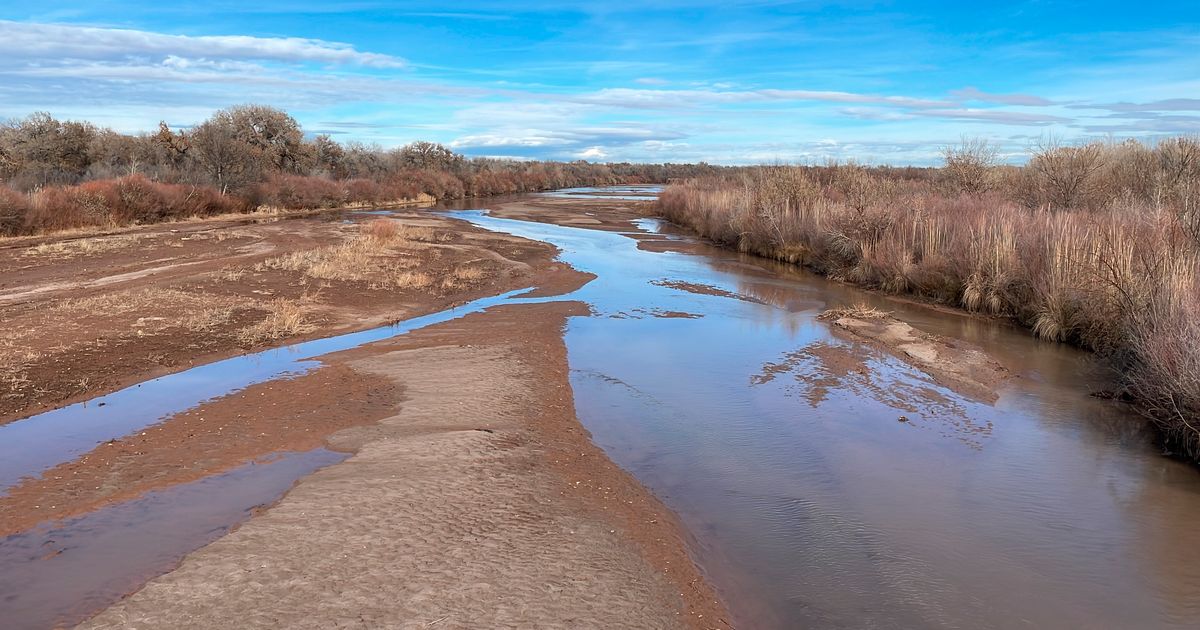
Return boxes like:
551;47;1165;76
0;204;552;423
0;192;729;629
657;170;1200;460
78;301;727;629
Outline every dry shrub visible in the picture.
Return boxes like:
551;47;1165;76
1123;280;1200;455
18;175;248;234
24;233;148;258
943;138;999;194
361;219;440;243
0;185;32;236
255;174;347;209
363;218;399;241
442;264;487;289
660;151;1200;457
258;232;427;289
238;299;313;346
818;304;891;321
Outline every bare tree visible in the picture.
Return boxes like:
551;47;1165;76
394;141;463;172
188;116;262;194
1029;138;1106;210
312;134;348;178
943;137;998;194
224;105;311;173
0;112;97;189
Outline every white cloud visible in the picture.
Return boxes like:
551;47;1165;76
0;20;406;68
568;87;956;110
911;109;1071;126
950;87;1056;107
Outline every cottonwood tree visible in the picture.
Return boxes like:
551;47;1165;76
0;112;98;190
343;141;390;179
187;115;263;194
224;105;311;173
394;141;463;172
312;134;348;179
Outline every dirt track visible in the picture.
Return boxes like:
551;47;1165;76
0;196;729;629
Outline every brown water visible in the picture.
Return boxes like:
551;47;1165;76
459;207;1200;629
0;449;345;629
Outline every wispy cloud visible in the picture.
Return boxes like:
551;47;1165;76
1079;98;1200;113
0;20;406;68
949;87;1056;107
912;109;1071;126
0;3;1195;164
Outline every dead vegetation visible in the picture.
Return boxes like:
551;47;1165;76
236;298;314;346
22;233;152;258
660;136;1200;459
0;208;534;422
253;219;470;291
818;304;892;321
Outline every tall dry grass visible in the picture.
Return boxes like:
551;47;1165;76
256;219;436;290
659;137;1200;459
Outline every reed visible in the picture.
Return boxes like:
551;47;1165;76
658;138;1200;458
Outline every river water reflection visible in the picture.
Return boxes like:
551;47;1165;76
460;207;1200;630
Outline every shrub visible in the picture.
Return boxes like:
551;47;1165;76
0;186;32;236
659;154;1200;458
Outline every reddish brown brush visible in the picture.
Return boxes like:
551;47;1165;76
659;140;1200;457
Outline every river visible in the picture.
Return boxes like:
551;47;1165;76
459;190;1200;629
4;187;1200;628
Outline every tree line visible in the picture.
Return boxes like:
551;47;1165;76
0;105;720;235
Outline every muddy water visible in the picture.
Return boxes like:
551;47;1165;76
1;449;344;629
0;289;532;627
0;287;531;491
458;209;1200;629
4;188;1200;629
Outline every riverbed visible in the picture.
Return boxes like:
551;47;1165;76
4;187;1200;629
467;192;1200;629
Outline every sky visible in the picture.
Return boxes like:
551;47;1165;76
0;1;1197;164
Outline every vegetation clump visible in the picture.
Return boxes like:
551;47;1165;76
658;137;1200;459
0;106;719;237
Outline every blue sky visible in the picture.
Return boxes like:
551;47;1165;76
0;1;1197;164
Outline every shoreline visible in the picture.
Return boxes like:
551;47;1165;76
2;194;732;629
77;298;731;629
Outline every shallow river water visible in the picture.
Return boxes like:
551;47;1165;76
4;188;1200;629
460;204;1200;629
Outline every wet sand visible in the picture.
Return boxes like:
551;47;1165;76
1;194;729;629
78;300;727;629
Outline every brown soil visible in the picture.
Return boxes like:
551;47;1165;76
79;300;729;630
488;196;652;232
650;279;766;304
3;196;731;629
0;209;559;424
0;364;400;537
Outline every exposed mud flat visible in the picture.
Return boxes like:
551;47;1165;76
820;308;1011;403
0;364;399;537
78;301;727;630
0;208;559;424
1;195;729;630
